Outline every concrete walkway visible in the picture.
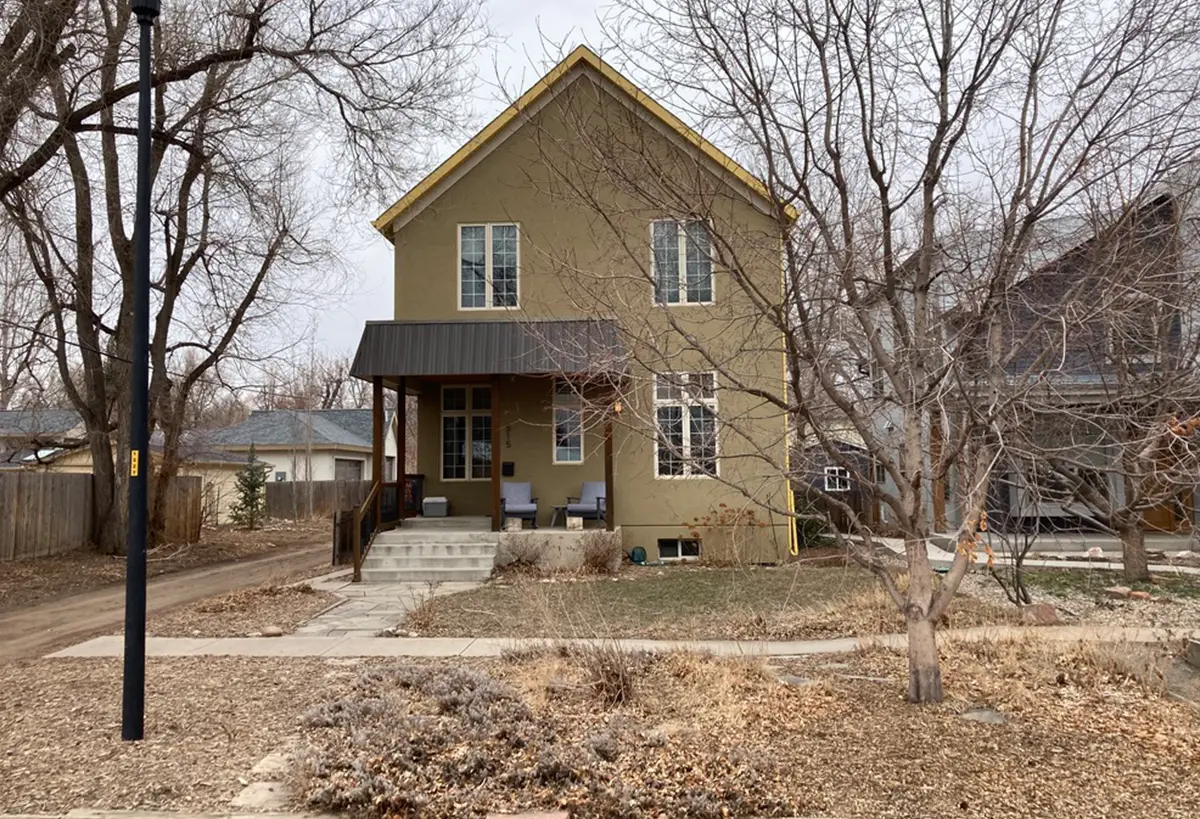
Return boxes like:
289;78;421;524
48;624;1198;660
296;575;479;637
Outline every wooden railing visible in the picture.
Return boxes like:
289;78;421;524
351;481;381;583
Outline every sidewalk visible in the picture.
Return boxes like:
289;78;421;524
48;624;1198;660
877;537;1200;575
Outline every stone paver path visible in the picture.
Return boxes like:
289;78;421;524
297;575;480;637
48;624;1197;660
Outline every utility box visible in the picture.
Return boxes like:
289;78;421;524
422;496;449;517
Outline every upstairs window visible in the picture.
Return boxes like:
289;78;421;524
652;220;713;304
824;466;851;492
459;224;518;309
654;372;718;477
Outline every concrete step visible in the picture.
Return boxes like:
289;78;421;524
360;566;494;583
363;554;496;571
368;541;499;558
374;530;500;545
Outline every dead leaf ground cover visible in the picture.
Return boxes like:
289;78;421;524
0;656;342;813
407;563;1014;640
146;583;340;637
0;519;330;613
292;639;1200;818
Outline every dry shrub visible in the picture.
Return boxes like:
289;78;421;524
498;534;548;574
574;642;638;705
579;530;622;575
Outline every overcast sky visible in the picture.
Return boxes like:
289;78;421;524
314;0;607;353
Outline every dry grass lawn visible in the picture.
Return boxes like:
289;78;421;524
407;563;1014;640
292;638;1200;818
0;519;330;613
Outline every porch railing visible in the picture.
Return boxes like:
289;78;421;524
351;474;424;582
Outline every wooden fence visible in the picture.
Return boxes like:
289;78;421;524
0;472;203;561
265;480;373;520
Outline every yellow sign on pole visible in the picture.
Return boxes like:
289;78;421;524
130;450;140;477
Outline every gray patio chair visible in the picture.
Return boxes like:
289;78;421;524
566;481;607;525
501;481;539;529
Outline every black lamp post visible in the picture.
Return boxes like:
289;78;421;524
122;0;160;743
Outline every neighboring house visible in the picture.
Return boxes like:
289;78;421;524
22;435;250;524
948;187;1200;533
0;408;86;470
793;431;882;534
349;46;794;563
205;409;400;484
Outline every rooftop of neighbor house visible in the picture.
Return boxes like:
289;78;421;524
204;408;393;450
0;408;84;440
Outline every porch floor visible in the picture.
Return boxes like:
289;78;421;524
402;516;493;532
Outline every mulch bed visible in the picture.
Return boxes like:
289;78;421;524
147;583;341;637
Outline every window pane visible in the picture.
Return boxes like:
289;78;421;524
471;414;492;479
491;224;518;307
688;372;716;401
652;221;680;304
442;416;466;479
471;386;491;411
554;406;582;463
684;220;712;303
443;387;467;411
656;405;684;476
460;226;487;308
689;405;717;476
680;539;701;558
655;375;682;402
657;538;680;559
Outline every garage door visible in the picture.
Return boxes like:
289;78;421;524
334;458;364;482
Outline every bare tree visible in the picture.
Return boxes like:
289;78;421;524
0;224;49;409
536;0;1200;701
0;0;487;551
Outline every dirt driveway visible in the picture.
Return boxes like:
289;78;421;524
0;544;333;661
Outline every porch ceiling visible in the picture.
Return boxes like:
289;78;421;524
351;319;627;380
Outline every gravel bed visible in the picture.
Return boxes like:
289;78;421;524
959;570;1200;629
147;583;341;637
0;657;345;813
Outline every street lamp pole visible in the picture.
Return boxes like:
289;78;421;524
122;0;161;743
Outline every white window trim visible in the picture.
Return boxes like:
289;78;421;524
650;219;715;306
457;223;520;311
824;466;851;492
658;538;702;562
551;382;584;465
440;384;492;482
653;372;719;480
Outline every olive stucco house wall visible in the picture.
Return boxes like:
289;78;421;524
354;46;794;563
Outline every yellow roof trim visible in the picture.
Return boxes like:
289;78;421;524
372;45;795;236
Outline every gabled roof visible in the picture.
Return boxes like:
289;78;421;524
205;409;393;450
0;408;83;440
372;45;795;236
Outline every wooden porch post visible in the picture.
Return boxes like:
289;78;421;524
372;376;383;528
396;377;407;520
491;375;502;532
604;419;615;531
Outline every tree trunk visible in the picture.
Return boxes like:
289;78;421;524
89;427;123;554
1118;522;1151;582
906;616;944;703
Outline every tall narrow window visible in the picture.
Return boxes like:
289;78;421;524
654;372;718;477
652;219;712;304
459;224;519;309
441;385;491;480
552;379;583;464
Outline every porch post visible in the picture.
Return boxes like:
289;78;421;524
491;375;502;532
396;377;407;520
372;376;383;529
604;419;615;531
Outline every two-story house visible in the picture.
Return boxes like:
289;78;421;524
349;46;795;564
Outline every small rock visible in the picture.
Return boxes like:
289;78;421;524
778;674;813;687
1085;546;1105;559
610;576;619;582
818;662;851;671
261;626;284;637
1020;602;1061;626
376;627;397;638
1104;586;1132;600
1128;590;1152;601
960;707;1007;725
